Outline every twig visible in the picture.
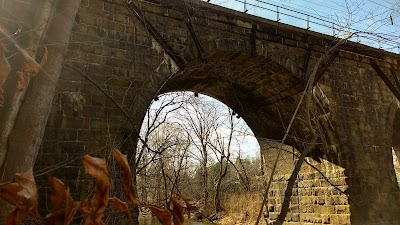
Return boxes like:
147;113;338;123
33;157;80;177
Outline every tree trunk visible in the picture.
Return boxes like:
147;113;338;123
202;144;209;208
0;0;54;169
1;0;81;180
260;150;265;176
214;177;222;213
0;0;80;220
214;154;228;214
161;159;169;209
214;156;223;213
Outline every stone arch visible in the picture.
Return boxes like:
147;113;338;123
386;98;400;186
194;38;303;79
160;51;306;147
387;98;400;146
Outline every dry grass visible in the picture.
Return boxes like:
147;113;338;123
218;193;266;225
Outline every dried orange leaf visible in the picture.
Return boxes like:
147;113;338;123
82;155;110;210
112;149;139;205
0;43;11;106
79;200;91;214
64;189;80;225
5;208;29;225
0;182;24;205
46;209;65;225
82;155;110;225
47;177;79;225
13;44;42;93
49;177;67;210
16;46;40;75
177;194;192;219
170;196;185;225
79;200;97;225
82;155;109;185
145;205;172;225
109;197;132;220
15;169;40;218
0;169;40;224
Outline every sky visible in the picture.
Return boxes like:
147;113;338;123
204;0;400;52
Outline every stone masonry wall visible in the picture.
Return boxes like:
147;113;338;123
35;0;171;209
261;141;350;225
319;49;400;224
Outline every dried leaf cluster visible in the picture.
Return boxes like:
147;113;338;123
0;148;191;225
0;42;47;106
143;194;190;225
0;169;39;225
46;177;79;225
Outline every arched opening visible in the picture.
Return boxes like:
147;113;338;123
134;87;350;225
136;91;263;223
136;52;350;224
391;109;400;187
161;51;307;150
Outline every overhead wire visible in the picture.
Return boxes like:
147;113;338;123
204;0;400;52
258;0;393;23
366;0;396;10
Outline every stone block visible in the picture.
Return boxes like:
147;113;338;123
86;25;108;37
102;19;126;32
319;205;335;214
78;129;110;141
287;213;300;222
88;63;113;75
90;95;106;106
298;205;313;214
104;2;129;15
335;205;350;214
105;57;133;69
90;118;125;130
82;106;108;118
89;0;103;9
43;128;78;142
330;214;351;225
114;14;130;24
77;13;102;27
320;214;330;224
61;116;91;129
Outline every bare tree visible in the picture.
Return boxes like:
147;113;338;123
110;93;186;225
178;95;221;210
207;109;234;214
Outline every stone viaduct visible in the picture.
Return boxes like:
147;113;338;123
1;0;400;224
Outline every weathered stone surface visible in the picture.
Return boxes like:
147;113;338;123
2;0;397;224
262;143;351;225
